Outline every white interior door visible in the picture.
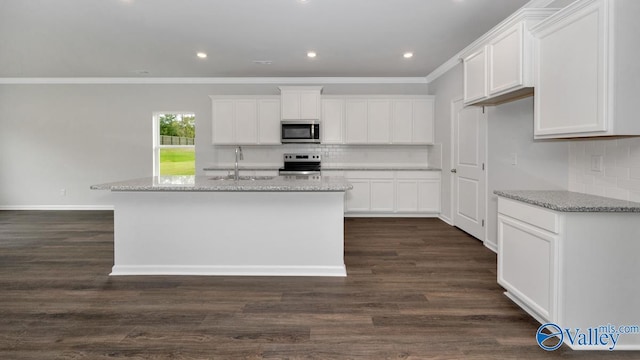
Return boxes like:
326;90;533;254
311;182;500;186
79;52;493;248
452;99;486;241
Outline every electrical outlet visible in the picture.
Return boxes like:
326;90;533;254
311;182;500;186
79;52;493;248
591;155;603;172
59;188;66;196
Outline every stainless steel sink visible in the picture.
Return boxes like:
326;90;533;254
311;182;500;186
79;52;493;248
209;175;275;181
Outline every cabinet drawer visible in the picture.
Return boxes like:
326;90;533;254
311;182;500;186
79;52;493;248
498;197;558;234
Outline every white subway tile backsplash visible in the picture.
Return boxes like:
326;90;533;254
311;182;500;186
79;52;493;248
569;137;640;201
208;144;430;169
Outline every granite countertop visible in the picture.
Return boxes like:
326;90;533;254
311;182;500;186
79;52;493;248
91;175;352;192
202;165;281;171
203;164;441;171
321;165;441;171
494;190;640;212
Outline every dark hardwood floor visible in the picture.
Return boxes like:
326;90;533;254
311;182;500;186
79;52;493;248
0;211;634;359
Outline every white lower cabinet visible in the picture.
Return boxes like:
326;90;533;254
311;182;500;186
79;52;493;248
497;196;640;349
345;179;370;213
497;200;558;322
327;170;441;216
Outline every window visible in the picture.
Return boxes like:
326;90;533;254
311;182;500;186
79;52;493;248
153;112;195;176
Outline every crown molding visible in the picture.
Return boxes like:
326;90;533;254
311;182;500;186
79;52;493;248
0;77;428;85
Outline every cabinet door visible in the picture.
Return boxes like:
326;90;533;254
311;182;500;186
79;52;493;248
299;90;321;119
280;91;300;120
396;180;419;212
367;99;391;144
412;99;434;144
370;180;394;212
418;180;440;213
258;99;281;144
234;100;258;144
463;48;487;104
534;1;606;137
345;100;368;144
488;23;524;95
498;214;556;322
345;179;370;212
212;100;235;144
321;99;344;144
392;100;413;144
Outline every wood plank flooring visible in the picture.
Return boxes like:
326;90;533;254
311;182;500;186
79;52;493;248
0;211;634;359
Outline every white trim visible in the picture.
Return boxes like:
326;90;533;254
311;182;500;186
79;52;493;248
484;241;498;253
438;214;454;226
425;7;559;84
0;205;114;211
0;77;428;85
523;0;557;8
110;265;347;277
344;213;439;218
425;57;461;84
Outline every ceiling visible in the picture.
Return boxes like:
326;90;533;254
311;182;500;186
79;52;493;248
0;0;532;79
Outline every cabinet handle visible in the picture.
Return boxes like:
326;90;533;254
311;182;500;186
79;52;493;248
450;169;457;173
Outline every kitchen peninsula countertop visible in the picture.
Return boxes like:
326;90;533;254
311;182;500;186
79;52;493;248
203;164;441;171
494;190;640;212
91;175;352;192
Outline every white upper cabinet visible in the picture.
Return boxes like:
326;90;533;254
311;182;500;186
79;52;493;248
367;99;391;144
279;86;322;120
463;48;488;104
532;0;640;139
345;99;369;144
321;98;345;144
342;96;434;145
211;96;280;145
257;99;281;144
461;8;559;106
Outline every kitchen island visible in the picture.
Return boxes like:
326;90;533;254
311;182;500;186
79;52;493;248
91;175;352;277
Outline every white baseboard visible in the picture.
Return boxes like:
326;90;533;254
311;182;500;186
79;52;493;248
344;213;438;218
438;214;454;225
0;205;114;211
110;265;347;277
484;240;498;253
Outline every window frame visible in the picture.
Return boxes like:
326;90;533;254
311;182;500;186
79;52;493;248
152;111;196;176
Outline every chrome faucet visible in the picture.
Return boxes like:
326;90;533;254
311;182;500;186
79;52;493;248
234;146;244;181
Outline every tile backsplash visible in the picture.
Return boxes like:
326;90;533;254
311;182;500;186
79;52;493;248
569;137;640;202
209;144;431;168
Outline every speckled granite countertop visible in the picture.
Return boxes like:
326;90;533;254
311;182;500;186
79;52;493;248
203;165;441;171
321;166;441;171
91;175;352;192
494;190;640;212
202;165;280;171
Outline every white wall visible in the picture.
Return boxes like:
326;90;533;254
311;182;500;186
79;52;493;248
0;82;428;208
486;97;569;249
427;63;463;223
569;138;640;202
428;65;569;249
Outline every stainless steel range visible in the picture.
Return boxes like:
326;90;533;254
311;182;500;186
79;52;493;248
279;153;321;176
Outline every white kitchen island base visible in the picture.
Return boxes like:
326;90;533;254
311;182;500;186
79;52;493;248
110;190;346;277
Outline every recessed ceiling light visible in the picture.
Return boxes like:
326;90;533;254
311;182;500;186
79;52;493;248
307;51;317;58
196;52;207;59
403;52;414;59
253;60;273;65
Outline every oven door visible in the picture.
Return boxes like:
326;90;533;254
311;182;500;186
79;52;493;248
281;121;320;143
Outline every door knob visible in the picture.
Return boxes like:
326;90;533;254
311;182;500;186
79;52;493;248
451;169;457;173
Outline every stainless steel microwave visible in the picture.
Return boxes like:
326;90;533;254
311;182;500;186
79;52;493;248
281;120;321;143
